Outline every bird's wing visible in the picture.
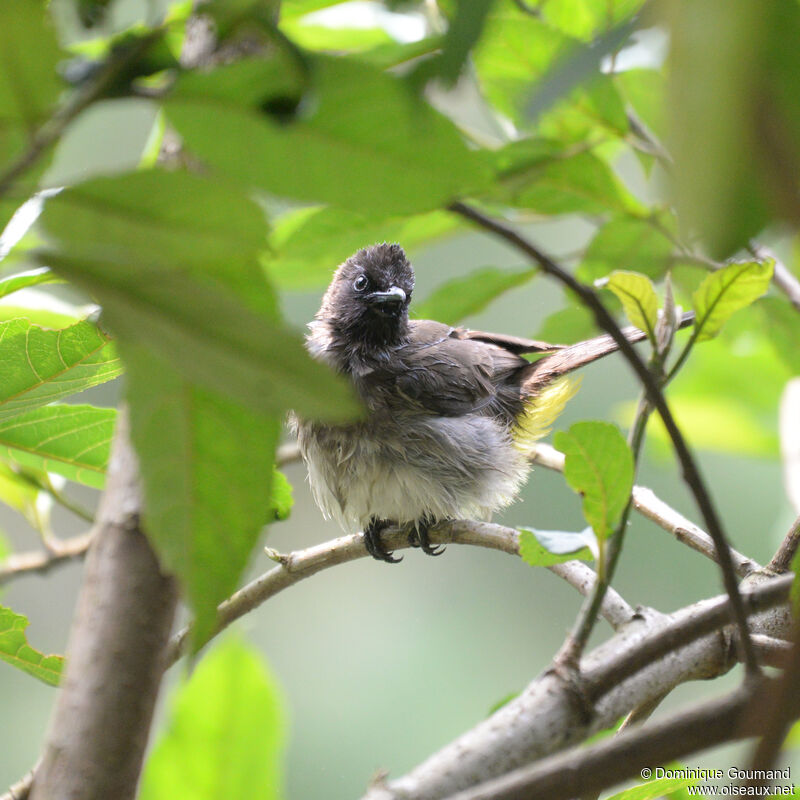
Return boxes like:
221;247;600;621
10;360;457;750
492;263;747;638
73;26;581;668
383;320;529;417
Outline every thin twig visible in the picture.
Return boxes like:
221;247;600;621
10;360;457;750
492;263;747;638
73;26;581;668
750;244;800;314
165;520;633;667
633;486;758;577
0;532;92;585
0;758;38;800
749;634;792;669
448;201;759;676
768;515;800;574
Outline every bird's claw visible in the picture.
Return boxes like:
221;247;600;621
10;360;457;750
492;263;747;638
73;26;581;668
364;518;402;563
409;517;445;557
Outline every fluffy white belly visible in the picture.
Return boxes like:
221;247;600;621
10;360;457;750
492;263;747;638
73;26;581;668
294;414;529;530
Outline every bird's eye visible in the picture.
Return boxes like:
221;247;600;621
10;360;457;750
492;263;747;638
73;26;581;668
353;275;369;292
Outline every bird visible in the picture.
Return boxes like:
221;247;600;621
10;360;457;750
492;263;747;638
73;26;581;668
293;243;686;563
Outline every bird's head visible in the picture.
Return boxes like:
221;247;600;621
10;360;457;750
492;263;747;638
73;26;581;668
314;243;415;359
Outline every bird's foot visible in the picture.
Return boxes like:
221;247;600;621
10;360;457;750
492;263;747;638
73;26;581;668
408;515;445;556
363;518;402;563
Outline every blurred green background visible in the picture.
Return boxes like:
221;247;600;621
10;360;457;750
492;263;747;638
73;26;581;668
1;1;798;796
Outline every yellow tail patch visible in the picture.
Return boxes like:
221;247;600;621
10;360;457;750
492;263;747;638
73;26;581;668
513;376;581;455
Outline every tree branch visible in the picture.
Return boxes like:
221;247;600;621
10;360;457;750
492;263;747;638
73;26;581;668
437;678;780;800
29;411;178;800
360;573;791;800
0;531;92;585
165;520;633;666
449;200;759;675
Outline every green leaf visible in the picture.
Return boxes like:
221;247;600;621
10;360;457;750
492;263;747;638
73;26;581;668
692;260;774;343
606;776;696;800
0;268;63;299
578;215;675;282
35;170;359;422
759;296;800;373
518;526;595;566
0;460;47;531
124;344;283;647
534;304;597;343
139;637;286;800
0;1;65;173
474;8;569;124
0;319;122;420
553;421;634;541
414;267;535;326
492;141;643;216
414;0;494;85
616;68;667;141
0;604;63;686
604;271;659;343
269;470;293;522
166;56;490;215
268;206;459;290
540;0;642;42
0;404;115;489
280;23;393;53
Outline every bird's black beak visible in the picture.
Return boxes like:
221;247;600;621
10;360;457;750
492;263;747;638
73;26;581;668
366;286;407;316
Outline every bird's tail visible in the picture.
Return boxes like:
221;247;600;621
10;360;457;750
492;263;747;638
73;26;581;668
511;310;694;455
520;310;694;394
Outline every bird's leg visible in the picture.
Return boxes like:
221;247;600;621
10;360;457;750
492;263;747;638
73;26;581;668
363;517;402;563
409;514;445;557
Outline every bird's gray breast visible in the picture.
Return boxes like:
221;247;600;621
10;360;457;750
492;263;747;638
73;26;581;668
293;408;529;530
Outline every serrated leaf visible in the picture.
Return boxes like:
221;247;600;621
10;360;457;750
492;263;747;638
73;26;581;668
139;637;286;800
268;206;459;290
0;604;63;686
166;56;490;215
692;260;773;343
124;344;283;648
518;526;595;566
0;268;62;299
414;267;535;326
553;421;634;541
0;404;115;489
0;318;122;420
35;170;359;422
605;271;658;343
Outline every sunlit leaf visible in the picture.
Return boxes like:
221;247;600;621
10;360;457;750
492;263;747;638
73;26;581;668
692;260;773;343
553;421;634;540
139;637;286;800
414;267;535;326
0;269;62;300
270;470;293;522
0;319;122;421
0;404;115;489
518;526;595;566
0;604;63;686
604;270;658;343
0;460;47;531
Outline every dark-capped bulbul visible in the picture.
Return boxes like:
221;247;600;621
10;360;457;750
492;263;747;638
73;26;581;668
294;243;687;563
